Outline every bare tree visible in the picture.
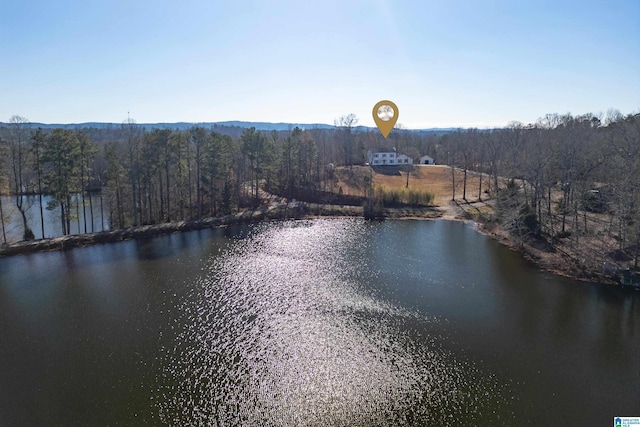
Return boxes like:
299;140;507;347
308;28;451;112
0;134;7;244
460;129;479;201
476;133;487;201
334;114;358;167
124;115;142;226
31;128;47;238
444;133;459;201
76;131;98;233
485;130;503;197
191;127;208;219
606;113;640;267
6;115;34;240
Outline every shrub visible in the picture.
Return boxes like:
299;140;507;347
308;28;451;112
519;204;539;235
375;186;434;207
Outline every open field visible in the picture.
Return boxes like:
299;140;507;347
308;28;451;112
334;165;489;207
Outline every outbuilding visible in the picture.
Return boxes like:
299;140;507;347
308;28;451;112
419;155;435;165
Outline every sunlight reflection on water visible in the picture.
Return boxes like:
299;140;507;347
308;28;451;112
158;219;510;426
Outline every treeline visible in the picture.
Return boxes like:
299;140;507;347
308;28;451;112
0;121;103;242
443;111;640;272
0;114;434;244
1;110;639;276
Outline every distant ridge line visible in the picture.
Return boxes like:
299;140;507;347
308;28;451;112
0;120;461;133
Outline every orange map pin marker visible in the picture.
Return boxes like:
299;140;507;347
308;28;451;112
373;100;398;138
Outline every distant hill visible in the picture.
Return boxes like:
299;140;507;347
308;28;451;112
214;121;336;131
0;120;461;134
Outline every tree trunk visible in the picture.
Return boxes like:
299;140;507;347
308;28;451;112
37;172;45;238
15;195;31;240
451;165;456;201
81;163;87;233
255;154;260;200
76;194;81;234
158;171;164;221
66;195;72;235
462;167;467;201
0;195;6;244
147;179;153;224
186;142;193;219
115;175;123;229
130;169;138;227
165;154;171;222
548;186;554;236
210;178;215;217
634;227;639;270
196;142;202;219
18;201;29;238
61;201;67;235
100;190;105;231
114;177;121;229
88;190;94;233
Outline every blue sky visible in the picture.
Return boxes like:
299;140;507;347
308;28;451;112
2;0;639;128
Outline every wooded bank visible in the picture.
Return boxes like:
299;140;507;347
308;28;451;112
1;111;639;283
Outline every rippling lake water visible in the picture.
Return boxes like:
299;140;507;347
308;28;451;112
0;219;638;426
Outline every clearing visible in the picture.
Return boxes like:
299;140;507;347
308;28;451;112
332;164;493;217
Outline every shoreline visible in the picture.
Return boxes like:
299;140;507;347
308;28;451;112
0;206;288;258
0;202;630;288
0;203;442;258
472;221;619;286
439;201;626;287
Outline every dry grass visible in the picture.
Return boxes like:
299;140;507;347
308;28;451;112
334;165;489;207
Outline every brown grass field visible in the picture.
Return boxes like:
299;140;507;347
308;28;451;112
334;165;488;207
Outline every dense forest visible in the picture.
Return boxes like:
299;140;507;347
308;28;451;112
0;111;639;277
0;113;439;242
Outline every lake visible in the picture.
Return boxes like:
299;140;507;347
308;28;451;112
0;219;637;426
0;194;109;243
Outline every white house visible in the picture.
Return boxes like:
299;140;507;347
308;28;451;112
367;150;396;165
419;155;435;165
367;150;415;166
395;154;413;165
